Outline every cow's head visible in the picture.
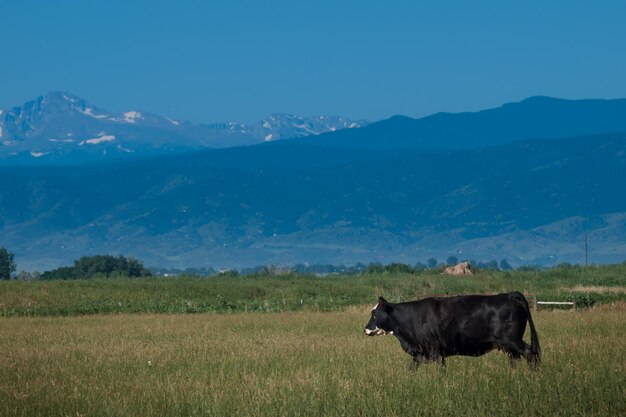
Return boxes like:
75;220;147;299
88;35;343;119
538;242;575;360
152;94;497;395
364;296;394;336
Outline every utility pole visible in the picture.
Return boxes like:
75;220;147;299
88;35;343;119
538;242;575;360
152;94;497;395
584;233;588;267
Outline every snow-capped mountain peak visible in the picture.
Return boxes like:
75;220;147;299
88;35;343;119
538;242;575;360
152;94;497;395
250;113;366;141
0;92;368;164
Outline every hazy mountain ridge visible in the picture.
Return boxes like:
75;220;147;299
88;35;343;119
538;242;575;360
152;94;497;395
290;96;626;150
2;95;625;270
2;131;625;270
0;92;366;164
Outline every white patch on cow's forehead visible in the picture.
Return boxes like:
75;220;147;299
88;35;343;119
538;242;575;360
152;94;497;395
371;303;379;312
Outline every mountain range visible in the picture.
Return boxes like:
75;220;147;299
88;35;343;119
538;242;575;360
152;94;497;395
0;92;366;164
1;95;625;271
287;95;626;150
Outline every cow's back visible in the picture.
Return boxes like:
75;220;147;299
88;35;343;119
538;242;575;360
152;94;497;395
394;293;529;357
436;293;529;356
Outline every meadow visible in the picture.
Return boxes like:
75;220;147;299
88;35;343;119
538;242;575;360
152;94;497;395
1;266;625;416
1;264;625;317
1;305;624;417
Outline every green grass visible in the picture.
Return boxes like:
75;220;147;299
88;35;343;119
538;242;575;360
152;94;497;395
1;305;624;416
1;264;625;316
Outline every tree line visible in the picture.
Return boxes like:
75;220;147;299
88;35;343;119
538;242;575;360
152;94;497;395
0;247;151;280
41;255;152;280
0;245;533;280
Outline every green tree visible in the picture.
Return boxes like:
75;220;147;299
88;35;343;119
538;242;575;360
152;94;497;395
485;260;499;270
42;255;151;280
364;263;384;274
413;262;427;272
41;266;77;280
384;263;414;274
427;258;438;269
73;255;151;278
0;247;16;280
499;259;512;270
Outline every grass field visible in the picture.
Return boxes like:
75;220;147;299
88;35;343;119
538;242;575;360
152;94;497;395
1;264;626;316
1;304;624;417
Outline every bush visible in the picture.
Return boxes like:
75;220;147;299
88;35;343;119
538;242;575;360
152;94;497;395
41;255;151;280
567;293;597;308
0;247;16;280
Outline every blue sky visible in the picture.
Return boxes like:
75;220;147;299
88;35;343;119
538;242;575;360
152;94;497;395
1;1;625;123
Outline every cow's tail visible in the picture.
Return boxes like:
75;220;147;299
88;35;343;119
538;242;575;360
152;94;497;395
509;291;541;364
526;304;541;365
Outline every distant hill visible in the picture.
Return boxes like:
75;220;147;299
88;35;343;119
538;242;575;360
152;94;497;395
291;96;626;150
2;132;625;271
0;92;366;164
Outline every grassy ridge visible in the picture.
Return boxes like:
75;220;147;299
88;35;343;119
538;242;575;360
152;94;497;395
1;305;624;416
1;265;625;316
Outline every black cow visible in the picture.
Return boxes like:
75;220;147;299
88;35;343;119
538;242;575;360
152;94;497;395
364;292;540;367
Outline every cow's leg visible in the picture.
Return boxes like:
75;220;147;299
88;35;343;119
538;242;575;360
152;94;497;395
508;351;521;368
498;340;538;369
437;355;446;367
522;344;540;369
506;352;518;381
509;340;539;368
506;352;521;381
408;354;425;370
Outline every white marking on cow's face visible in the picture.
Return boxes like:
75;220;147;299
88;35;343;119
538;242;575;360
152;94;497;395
365;302;393;336
364;326;393;336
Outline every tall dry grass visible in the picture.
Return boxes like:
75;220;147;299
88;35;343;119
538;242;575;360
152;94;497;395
1;305;624;416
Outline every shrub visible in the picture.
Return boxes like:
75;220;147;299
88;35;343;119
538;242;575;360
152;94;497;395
41;255;151;280
0;247;16;280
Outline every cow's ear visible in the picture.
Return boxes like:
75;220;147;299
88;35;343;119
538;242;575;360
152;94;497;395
379;297;393;311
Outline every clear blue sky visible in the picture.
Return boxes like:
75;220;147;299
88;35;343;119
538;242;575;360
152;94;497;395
1;0;625;123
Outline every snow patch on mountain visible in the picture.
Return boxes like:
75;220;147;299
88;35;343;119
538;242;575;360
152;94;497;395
123;111;142;123
116;145;134;153
80;133;116;145
63;94;78;103
48;138;74;143
79;107;108;119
